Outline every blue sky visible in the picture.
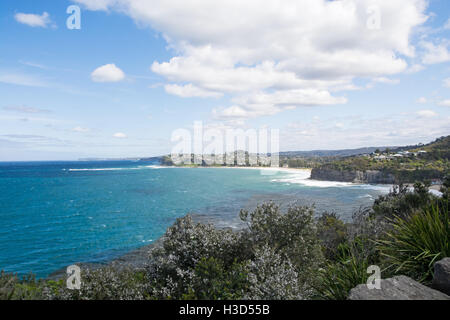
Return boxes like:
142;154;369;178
0;0;449;161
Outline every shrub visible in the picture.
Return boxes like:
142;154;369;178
0;272;44;300
372;183;434;219
377;203;450;283
315;239;373;300
147;215;243;299
44;266;150;300
245;245;305;300
148;203;323;300
239;202;323;281
316;212;348;260
182;257;249;300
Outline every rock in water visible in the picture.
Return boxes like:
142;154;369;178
349;276;450;300
433;258;450;295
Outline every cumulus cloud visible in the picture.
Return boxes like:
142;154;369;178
282;112;450;151
165;84;222;98
438;100;450;107
404;64;425;74
372;77;400;85
416;110;437;118
91;64;125;82
444;18;450;30
416;97;427;104
421;41;450;64
75;0;429;118
14;12;52;28
443;78;450;88
113;132;127;138
72;126;90;133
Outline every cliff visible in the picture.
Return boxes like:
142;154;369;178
311;168;396;184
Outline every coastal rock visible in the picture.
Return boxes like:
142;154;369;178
310;168;396;184
348;275;450;300
432;258;450;295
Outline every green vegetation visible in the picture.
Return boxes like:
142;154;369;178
378;204;449;283
312;136;450;183
1;180;448;300
161;136;450;186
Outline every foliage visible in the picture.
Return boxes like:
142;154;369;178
147;215;244;299
0;272;44;300
148;203;323;300
315;240;372;300
44;266;150;300
312;136;450;183
182;257;249;300
239;202;323;278
2;179;449;300
372;183;434;219
377;203;450;283
245;245;305;300
316;212;348;260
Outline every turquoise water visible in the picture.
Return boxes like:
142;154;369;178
0;161;390;277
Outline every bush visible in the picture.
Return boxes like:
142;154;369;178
44;266;150;300
372;183;434;219
182;257;249;300
0;272;44;300
148;203;323;300
316;212;348;260
315;240;373;300
245;245;305;300
377;203;450;283
147;215;243;299
239;202;323;283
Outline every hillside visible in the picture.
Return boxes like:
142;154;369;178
310;136;450;184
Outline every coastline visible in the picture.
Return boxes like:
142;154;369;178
45;165;443;280
173;165;443;190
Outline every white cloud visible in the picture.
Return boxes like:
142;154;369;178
72;126;90;133
113;132;127;138
282;112;450;151
0;73;49;87
372;77;400;85
438;99;450;107
404;64;425;74
416;110;437;118
443;78;450;88
164;84;222;98
19;61;48;69
421;41;450;64
2;105;50;113
75;0;429;118
14;12;52;28
91;64;125;82
416;97;427;104
444;18;450;30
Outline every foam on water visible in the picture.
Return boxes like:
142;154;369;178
271;170;357;188
0;161;394;277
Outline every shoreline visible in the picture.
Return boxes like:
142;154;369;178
164;165;443;189
45;165;442;280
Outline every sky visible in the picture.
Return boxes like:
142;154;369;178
0;0;450;161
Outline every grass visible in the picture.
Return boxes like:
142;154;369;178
377;203;450;283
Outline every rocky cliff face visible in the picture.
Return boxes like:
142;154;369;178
311;168;396;184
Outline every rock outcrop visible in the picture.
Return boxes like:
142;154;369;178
432;258;450;295
348;275;450;300
310;168;396;184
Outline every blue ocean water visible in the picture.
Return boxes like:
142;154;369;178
0;161;390;277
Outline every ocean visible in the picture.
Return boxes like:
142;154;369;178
0;161;391;277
